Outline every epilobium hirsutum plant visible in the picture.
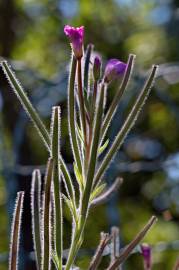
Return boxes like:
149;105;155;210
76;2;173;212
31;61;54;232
1;25;161;270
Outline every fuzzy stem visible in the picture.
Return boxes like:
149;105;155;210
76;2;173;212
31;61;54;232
50;107;63;270
65;83;105;270
81;82;105;218
77;58;87;150
9;191;24;270
84;44;93;93
31;170;42;270
68;55;82;173
94;65;158;187
42;158;53;270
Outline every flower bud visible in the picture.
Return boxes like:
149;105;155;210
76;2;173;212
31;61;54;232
64;25;84;59
141;244;152;270
104;58;127;83
93;56;102;81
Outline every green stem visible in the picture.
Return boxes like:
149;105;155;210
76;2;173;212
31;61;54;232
43;158;53;270
84;44;93;92
65;83;105;270
81;83;105;218
68;55;82;173
77;58;87;150
9;192;24;270
51;107;63;270
31;170;42;270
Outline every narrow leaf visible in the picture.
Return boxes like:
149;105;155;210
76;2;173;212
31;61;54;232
0;62;74;202
1;61;50;151
9;191;24;270
74;162;84;191
81;82;105;218
68;55;82;172
84;44;93;92
62;195;78;225
101;54;136;143
98;139;109;155
94;65;158;186
50;106;63;269
31;170;42;270
90;183;106;203
91;178;123;207
42;158;53;270
51;250;60;270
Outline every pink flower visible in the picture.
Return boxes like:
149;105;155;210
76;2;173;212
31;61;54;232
64;25;84;59
104;59;127;83
141;244;152;270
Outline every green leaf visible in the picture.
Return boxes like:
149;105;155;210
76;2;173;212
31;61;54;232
68;55;82;173
90;183;106;202
84;44;93;91
98;139;109;155
63;195;78;225
51;250;60;270
94;65;158;187
31;170;42;270
9;192;24;270
74;163;84;191
101;54;136;144
76;124;84;145
1;61;50;151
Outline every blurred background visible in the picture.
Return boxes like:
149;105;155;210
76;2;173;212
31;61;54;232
0;0;179;269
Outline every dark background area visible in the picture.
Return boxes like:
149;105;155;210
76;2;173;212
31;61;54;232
0;0;179;269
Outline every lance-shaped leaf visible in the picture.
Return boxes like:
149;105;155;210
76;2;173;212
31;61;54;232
0;61;74;211
88;233;111;270
68;55;82;172
107;216;157;270
84;44;94;92
101;54;135;143
91;177;123;207
1;61;50;151
50;106;63;269
9;191;24;270
77;58;87;149
31;170;42;270
94;65;158;186
42;158;53;270
81;82;105;218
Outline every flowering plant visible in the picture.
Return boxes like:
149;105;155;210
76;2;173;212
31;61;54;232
0;25;164;270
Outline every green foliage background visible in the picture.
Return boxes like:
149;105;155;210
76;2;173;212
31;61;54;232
0;0;179;269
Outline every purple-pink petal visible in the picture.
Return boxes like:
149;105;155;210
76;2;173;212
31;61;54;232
104;58;127;82
141;244;152;270
64;25;84;59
